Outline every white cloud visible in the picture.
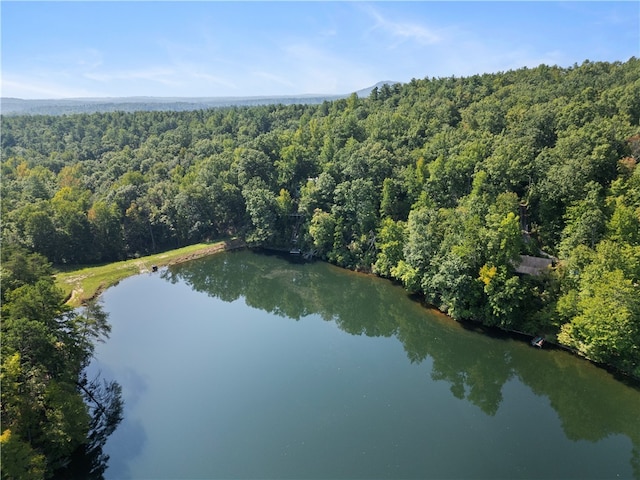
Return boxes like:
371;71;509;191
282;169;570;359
83;68;180;86
74;48;104;69
281;42;377;94
365;6;441;47
32;47;104;71
190;72;238;90
1;76;99;99
251;71;296;90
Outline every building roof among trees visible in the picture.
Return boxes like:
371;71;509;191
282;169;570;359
514;255;553;276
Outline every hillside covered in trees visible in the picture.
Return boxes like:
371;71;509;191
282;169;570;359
2;58;639;393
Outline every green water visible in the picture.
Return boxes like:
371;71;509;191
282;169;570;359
91;250;640;479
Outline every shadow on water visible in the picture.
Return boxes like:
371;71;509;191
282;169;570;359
57;357;148;479
51;372;124;480
164;249;640;478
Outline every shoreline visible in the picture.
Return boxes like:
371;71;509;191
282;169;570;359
57;241;639;383
56;238;246;307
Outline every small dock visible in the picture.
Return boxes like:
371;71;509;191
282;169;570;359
531;336;545;348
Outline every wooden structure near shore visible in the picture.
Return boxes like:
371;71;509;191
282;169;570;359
514;255;553;276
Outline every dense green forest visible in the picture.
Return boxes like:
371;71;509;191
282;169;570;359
2;59;639;475
0;246;123;479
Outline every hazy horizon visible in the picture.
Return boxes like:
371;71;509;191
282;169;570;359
0;79;394;101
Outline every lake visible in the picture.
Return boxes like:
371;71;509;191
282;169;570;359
90;250;640;479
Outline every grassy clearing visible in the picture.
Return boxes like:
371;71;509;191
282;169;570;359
55;239;244;307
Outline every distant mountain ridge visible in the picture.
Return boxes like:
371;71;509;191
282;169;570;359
0;81;399;116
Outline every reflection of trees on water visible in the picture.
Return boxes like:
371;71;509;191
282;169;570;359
163;250;399;336
165;250;640;477
395;311;512;416
511;346;640;478
52;375;123;480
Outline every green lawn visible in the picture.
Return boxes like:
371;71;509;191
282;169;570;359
55;239;243;307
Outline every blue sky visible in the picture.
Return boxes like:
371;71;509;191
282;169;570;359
2;1;638;99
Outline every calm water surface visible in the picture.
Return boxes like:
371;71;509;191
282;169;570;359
90;250;640;479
